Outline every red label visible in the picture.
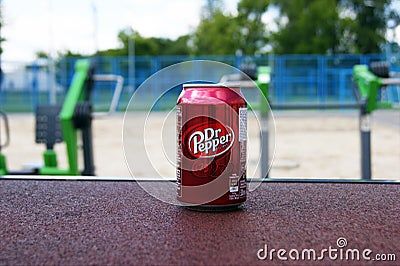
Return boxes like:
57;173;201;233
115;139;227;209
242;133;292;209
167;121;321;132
186;120;235;159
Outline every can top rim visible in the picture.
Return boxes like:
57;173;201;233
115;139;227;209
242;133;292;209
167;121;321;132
182;83;240;88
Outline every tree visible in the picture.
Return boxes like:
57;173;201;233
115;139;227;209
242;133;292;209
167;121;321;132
116;29;158;56
193;0;271;55
236;0;270;54
193;11;240;55
338;0;394;53
97;29;192;56
202;0;225;19
35;51;50;59
272;0;396;54
271;0;340;54
155;35;192;55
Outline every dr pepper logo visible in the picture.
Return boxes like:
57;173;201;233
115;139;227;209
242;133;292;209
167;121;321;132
186;120;235;158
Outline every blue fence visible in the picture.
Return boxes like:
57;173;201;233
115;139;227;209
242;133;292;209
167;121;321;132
1;54;399;112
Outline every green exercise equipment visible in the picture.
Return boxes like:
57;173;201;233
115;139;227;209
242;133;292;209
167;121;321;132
353;64;383;113
255;66;271;115
352;64;399;113
0;59;95;176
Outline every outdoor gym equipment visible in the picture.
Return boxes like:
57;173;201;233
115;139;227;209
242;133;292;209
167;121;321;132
0;111;10;176
40;59;95;175
0;59;123;176
352;63;400;180
222;61;399;180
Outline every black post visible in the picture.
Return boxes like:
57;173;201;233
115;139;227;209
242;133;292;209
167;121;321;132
260;112;269;179
73;102;95;176
81;123;95;176
359;103;371;180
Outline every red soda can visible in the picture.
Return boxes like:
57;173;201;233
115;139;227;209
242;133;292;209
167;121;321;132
176;83;247;211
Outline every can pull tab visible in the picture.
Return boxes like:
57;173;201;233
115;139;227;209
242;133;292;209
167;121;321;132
0;111;10;151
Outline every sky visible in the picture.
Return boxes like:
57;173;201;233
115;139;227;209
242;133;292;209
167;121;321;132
2;0;400;63
1;0;239;62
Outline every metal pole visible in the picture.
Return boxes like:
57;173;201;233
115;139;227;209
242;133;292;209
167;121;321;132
47;0;56;105
92;74;124;116
128;30;135;90
48;59;56;105
260;112;269;179
91;2;98;53
359;103;371;180
82;123;95;176
32;62;39;108
271;102;362;110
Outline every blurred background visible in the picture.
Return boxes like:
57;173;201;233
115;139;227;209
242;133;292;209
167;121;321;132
0;0;399;111
0;0;398;179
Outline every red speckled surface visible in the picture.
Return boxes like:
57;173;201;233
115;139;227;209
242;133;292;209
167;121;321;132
0;180;399;265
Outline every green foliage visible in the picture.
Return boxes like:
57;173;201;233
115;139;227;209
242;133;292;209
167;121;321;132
272;0;341;54
97;29;192;57
160;35;192;55
35;51;50;59
202;0;225;19
236;0;270;54
193;11;240;55
57;50;90;58
272;0;396;54
193;0;271;55
338;0;392;53
36;0;396;59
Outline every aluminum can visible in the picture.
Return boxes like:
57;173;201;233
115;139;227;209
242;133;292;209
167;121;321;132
176;83;247;211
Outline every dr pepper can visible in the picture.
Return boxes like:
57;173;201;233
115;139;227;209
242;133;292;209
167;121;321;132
176;83;247;211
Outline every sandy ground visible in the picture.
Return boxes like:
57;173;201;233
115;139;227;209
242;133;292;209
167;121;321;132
1;110;399;180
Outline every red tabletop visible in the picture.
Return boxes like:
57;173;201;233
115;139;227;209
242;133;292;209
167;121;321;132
0;180;399;265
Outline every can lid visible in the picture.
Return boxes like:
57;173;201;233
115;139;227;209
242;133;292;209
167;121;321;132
182;83;240;89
